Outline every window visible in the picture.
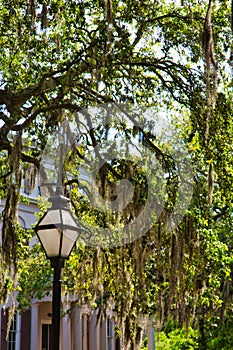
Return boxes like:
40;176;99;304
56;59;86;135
42;323;52;350
8;314;17;350
107;318;113;350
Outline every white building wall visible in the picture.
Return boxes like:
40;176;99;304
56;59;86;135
73;307;82;350
30;303;39;350
89;308;101;350
15;312;21;350
62;308;71;349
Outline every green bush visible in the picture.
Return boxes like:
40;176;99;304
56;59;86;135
141;327;199;350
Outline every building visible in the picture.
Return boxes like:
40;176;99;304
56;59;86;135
0;300;119;350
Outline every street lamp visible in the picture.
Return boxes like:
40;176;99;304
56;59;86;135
35;187;82;350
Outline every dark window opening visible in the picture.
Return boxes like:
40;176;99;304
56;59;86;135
42;323;52;350
8;314;17;350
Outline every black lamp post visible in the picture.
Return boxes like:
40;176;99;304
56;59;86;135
35;187;82;350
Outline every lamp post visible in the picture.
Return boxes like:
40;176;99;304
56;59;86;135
35;187;82;350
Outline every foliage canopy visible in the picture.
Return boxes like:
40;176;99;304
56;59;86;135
0;0;233;349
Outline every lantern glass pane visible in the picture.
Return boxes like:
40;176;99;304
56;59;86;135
39;209;61;226
61;229;79;257
61;209;77;227
39;209;78;229
37;228;60;257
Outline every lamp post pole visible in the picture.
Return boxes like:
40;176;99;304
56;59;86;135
50;258;64;350
35;193;83;350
